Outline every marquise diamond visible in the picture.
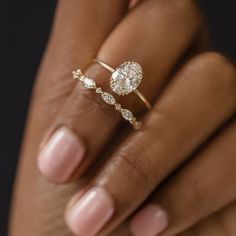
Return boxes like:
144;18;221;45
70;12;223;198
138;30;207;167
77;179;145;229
82;77;96;89
101;92;116;105
110;61;142;95
121;109;134;121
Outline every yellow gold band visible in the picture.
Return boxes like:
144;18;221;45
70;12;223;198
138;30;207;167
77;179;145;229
72;69;142;130
94;59;151;110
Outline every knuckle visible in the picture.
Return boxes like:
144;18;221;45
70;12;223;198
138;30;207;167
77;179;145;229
203;52;236;78
190;52;236;94
184;176;207;209
117;146;150;191
36;74;75;114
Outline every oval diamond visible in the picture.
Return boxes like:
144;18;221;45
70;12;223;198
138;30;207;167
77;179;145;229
101;92;116;105
110;61;142;95
121;109;134;121
82;77;96;89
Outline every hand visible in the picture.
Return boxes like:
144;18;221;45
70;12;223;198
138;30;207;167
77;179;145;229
10;1;236;236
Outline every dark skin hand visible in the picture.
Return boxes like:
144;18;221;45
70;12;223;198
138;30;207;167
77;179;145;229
9;1;236;236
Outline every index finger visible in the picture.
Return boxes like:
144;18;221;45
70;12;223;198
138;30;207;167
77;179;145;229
10;0;130;235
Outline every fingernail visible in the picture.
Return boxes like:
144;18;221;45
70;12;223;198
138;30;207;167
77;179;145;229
130;204;168;236
66;187;114;236
38;127;85;183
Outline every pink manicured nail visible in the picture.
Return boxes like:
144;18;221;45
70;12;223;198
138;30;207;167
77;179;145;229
130;204;168;236
66;187;114;236
38;127;85;183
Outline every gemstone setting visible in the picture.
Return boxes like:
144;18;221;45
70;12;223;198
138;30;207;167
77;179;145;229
110;61;143;95
82;77;96;89
121;109;134;121
72;68;142;129
72;69;83;80
115;103;122;111
101;92;116;105
96;87;103;94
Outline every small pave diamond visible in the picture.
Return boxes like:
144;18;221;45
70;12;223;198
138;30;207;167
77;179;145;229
110;61;142;95
82;77;96;89
115;103;122;111
121;109;134;121
133;121;142;130
96;87;103;94
72;69;83;80
101;92;116;105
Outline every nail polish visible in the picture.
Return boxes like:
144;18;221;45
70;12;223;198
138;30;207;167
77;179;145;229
38;127;85;183
130;204;168;236
66;187;114;236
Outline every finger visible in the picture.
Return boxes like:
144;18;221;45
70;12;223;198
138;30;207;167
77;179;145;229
130;118;236;236
10;1;130;235
33;0;130;179
65;52;236;236
38;0;204;183
181;200;236;236
35;0;130;136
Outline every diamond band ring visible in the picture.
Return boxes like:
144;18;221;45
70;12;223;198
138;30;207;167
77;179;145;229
72;69;142;130
94;59;151;110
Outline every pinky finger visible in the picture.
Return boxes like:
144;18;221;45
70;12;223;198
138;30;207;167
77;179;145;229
130;118;236;236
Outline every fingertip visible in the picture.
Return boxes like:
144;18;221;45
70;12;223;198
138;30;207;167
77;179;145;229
65;187;115;236
130;204;168;236
38;127;86;183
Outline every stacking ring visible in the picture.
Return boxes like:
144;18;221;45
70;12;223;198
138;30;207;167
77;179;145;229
94;59;152;110
72;69;142;130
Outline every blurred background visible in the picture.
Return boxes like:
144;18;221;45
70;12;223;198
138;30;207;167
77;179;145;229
0;0;235;235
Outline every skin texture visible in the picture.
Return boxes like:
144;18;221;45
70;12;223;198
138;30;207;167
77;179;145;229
9;0;236;236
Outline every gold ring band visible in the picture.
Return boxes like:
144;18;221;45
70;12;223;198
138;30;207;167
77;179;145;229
94;59;151;110
72;69;142;130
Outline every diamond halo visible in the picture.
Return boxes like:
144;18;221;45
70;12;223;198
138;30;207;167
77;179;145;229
110;61;143;96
